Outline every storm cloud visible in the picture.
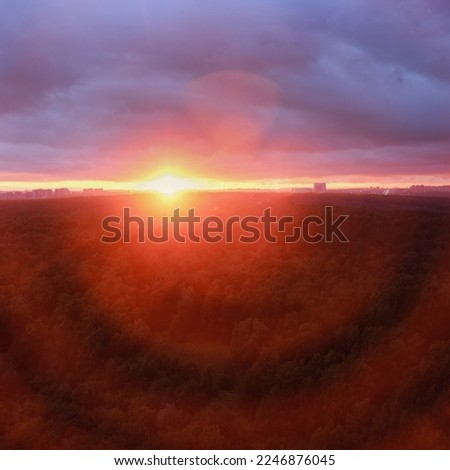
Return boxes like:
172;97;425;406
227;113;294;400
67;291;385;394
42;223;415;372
0;0;449;183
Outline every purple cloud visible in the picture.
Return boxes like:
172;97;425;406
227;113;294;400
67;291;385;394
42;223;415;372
0;0;449;183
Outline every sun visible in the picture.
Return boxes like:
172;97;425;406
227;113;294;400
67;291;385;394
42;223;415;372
145;174;196;195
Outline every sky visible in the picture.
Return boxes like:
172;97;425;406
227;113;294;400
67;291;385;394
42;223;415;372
0;0;449;189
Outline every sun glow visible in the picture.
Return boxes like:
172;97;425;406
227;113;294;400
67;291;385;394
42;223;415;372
143;174;198;195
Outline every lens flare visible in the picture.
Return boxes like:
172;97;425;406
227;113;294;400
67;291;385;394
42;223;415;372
144;174;196;195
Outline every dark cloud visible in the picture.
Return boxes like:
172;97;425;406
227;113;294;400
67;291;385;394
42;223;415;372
0;0;449;183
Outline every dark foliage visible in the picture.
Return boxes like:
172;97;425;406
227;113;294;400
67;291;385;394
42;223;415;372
0;193;449;449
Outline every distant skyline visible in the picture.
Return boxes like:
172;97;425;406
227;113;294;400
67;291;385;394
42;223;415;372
1;0;449;189
1;178;449;193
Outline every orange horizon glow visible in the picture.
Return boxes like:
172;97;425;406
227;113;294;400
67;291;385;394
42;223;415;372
0;171;449;193
138;174;201;195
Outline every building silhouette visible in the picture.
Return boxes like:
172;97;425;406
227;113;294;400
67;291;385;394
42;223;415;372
313;182;327;192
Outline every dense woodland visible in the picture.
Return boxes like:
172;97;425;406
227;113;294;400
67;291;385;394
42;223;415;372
0;192;449;449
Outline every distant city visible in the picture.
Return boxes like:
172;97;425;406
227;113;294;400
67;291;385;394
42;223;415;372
292;183;450;196
1;183;450;200
0;187;107;200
